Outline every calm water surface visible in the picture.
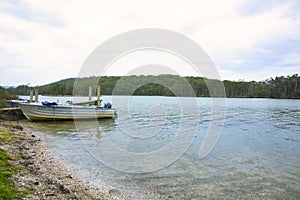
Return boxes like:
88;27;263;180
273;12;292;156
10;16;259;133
21;96;300;199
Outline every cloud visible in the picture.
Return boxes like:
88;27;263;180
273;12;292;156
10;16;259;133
0;0;64;27
191;1;300;80
0;0;299;85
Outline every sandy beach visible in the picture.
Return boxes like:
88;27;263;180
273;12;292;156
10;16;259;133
0;121;134;200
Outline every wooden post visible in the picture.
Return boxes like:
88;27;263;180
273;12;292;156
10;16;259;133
35;89;39;102
89;86;92;101
97;85;101;107
30;90;34;103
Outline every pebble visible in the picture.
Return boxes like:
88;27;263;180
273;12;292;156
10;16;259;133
109;188;121;194
2;122;141;200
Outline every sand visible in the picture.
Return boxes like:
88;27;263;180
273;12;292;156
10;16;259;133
1;121;134;200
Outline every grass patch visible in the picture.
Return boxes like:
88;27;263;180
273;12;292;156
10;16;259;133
0;129;20;144
0;124;28;199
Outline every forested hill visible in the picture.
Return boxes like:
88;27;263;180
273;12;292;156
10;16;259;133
4;74;300;99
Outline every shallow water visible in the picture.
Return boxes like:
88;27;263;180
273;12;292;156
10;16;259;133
22;96;300;199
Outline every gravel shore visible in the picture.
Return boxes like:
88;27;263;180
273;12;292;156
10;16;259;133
1;121;132;200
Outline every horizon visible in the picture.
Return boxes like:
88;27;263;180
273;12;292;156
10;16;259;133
1;0;300;86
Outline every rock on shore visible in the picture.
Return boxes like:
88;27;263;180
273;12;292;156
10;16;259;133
2;122;131;200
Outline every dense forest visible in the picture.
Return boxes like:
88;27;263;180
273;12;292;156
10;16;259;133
3;74;300;99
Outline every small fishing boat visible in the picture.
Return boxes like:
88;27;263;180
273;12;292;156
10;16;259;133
19;102;117;121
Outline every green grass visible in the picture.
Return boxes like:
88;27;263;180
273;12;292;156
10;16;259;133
0;130;20;145
0;125;28;199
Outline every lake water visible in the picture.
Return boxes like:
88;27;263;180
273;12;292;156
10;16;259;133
21;96;300;199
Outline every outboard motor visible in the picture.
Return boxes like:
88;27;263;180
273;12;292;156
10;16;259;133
42;101;58;106
104;102;112;109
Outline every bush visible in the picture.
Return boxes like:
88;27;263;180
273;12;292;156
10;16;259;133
0;87;16;109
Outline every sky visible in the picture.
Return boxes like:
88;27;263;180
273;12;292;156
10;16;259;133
0;0;299;86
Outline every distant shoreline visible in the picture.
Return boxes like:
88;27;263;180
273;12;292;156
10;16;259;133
18;94;300;100
4;74;300;99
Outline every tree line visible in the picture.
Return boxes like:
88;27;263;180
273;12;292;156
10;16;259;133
3;74;300;99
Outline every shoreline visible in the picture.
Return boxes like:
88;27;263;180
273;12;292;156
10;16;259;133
0;121;134;199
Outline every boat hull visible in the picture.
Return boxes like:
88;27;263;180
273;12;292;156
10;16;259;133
19;103;117;121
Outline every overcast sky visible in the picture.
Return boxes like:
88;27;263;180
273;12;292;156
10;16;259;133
0;0;299;86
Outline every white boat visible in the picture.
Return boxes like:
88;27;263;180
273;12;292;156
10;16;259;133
19;102;117;121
